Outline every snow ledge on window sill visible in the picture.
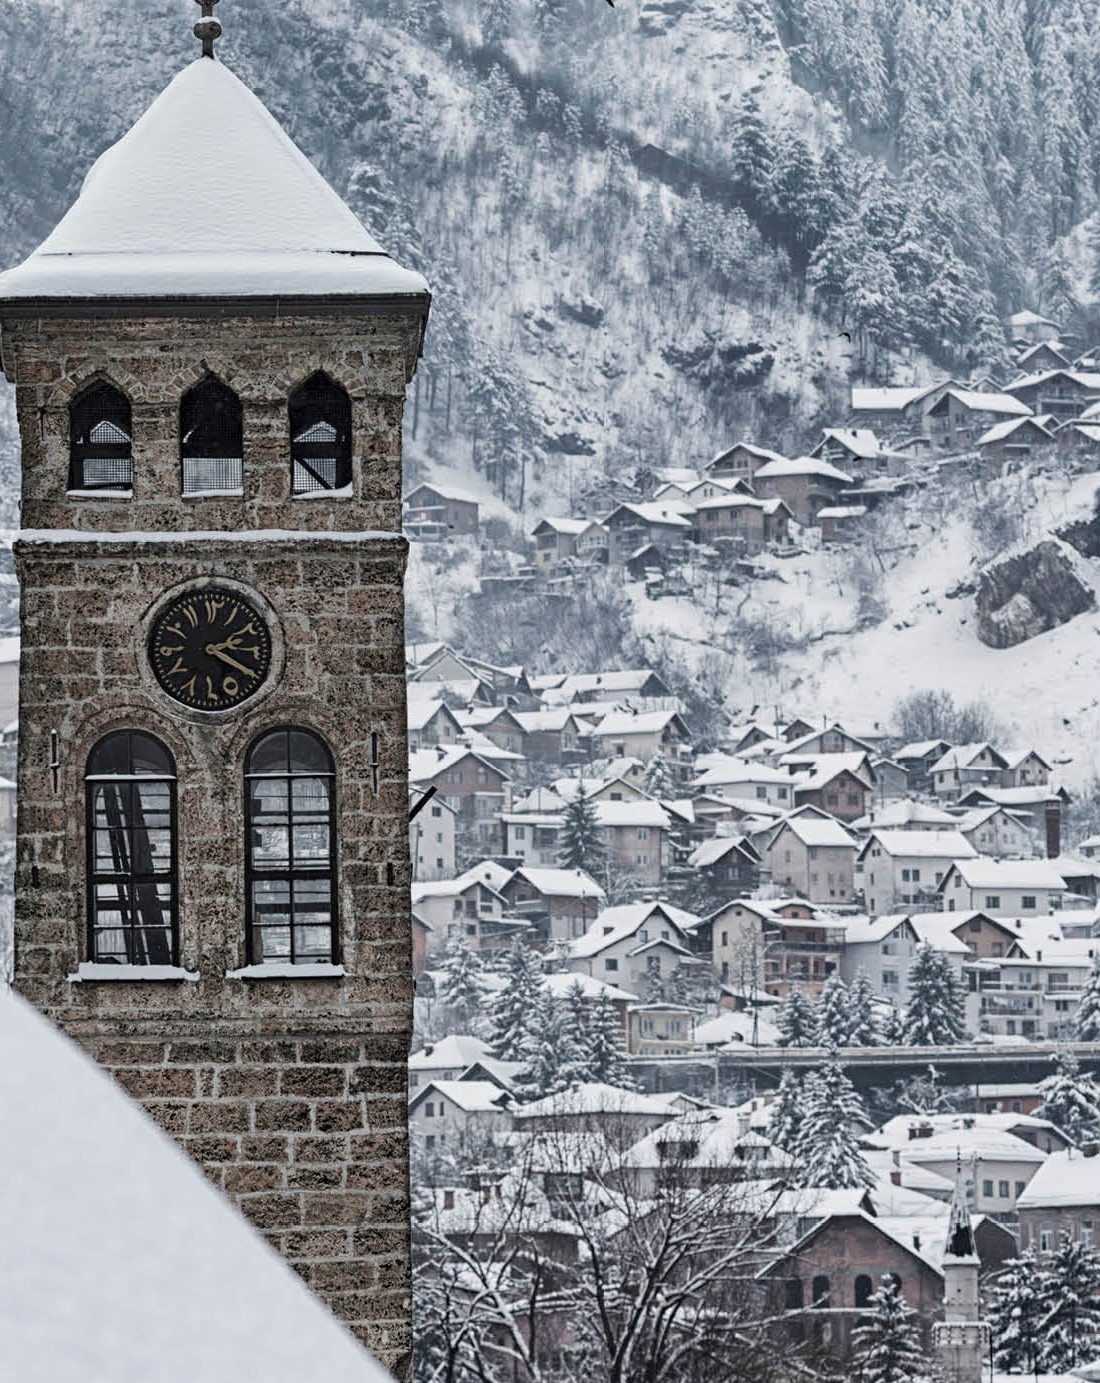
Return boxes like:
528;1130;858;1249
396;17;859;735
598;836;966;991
66;489;134;500
182;489;245;500
225;962;346;980
68;962;199;982
292;483;354;500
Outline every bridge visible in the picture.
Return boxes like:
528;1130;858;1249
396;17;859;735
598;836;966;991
629;1042;1100;1100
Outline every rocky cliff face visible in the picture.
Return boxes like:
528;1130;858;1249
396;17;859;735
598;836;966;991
976;540;1095;649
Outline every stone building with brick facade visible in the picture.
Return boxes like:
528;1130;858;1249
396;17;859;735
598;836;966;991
0;40;429;1377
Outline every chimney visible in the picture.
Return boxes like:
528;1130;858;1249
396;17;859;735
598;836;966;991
1082;1142;1099;1158
1046;799;1061;858
890;1169;902;1186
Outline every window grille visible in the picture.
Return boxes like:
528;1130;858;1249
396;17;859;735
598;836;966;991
85;731;177;964
70;383;133;491
288;373;351;495
181;376;243;495
245;727;337;965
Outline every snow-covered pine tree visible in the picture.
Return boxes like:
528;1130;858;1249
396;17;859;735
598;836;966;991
799;1054;875;1189
587;989;633;1087
558;780;607;876
1037;1232;1100;1373
851;1274;931;1383
848;968;880;1046
642;750;673;798
440;936;484;1028
817;972;854;1047
902;942;966;1046
1073;953;1100;1041
1036;1048;1100;1146
989;1251;1042;1375
768;1067;804;1158
775;986;820;1047
516;989;583;1100
563;979;591;1063
489;944;543;1059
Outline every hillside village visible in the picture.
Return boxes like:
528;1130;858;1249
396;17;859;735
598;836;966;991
405;315;1100;1378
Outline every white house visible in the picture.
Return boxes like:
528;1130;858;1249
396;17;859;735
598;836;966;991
409;792;457;881
930;744;1009;801
939;859;1066;916
954;804;1034;858
855;830;977;915
693;757;798;809
840;914;969;1016
568;901;700;992
408;1079;515;1152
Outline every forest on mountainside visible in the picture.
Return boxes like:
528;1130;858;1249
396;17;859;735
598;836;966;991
0;0;1099;514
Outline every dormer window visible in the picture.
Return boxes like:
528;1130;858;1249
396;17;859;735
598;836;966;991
181;375;243;496
289;372;352;495
69;381;132;493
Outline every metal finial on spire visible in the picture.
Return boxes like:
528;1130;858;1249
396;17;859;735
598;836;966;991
194;0;222;59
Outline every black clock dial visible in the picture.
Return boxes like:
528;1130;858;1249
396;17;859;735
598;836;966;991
150;589;272;711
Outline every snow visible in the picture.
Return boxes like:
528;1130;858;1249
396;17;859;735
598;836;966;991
862;829;977;859
409;1034;492;1072
510;866;606;899
696;1009;781;1047
65;488;134;500
948;389;1032;417
1015;1148;1100;1209
850;386;924;412
0;59;427;302
753;456;854;483
68;962;198;982
540;972;637;1003
513;1082;677;1120
816;504;867;519
977;416;1051;445
777;815;856;848
533;516;588;536
0;990;392;1383
592;800;672;829
947;858;1068;890
817;428;882;459
224;962;346;979
297;482;354;500
181;487;245;499
411;1079;512;1114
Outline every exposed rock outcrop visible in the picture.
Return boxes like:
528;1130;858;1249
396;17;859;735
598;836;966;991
976;540;1095;649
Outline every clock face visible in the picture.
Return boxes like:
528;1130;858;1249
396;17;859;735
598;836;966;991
150;588;272;711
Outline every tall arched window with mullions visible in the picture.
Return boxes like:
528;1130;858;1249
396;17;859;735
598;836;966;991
288;371;351;495
180;374;244;496
245;727;337;965
85;731;177;965
69;380;132;492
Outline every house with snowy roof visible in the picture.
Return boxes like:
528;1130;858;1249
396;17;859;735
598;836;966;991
855;829;977;916
688;834;762;900
1004;309;1061;345
691;492;792;551
406;697;462;752
455;704;527;756
693;756;798;809
929;743;1009;800
766;808;858;904
532;515;590;569
974;931;1100;1039
409;789;457;882
924;387;1032;452
938;858;1066;916
787;751;876;822
953;803;1034;857
1016;1146;1100;1260
403;481;479;537
1015;339;1070;372
567;901;701;992
840;913;969;1014
750;455;854;525
513;1082;697;1137
708;896;847;999
584;707;693;784
547;668;673;704
975;414;1054;462
500;866;606;943
705;440;788;483
512;707;588;763
869;1121;1048;1217
602;501;693;564
408;745;511;851
1004;367;1100;420
592;799;677;885
408;1079;515;1151
852;799;961;833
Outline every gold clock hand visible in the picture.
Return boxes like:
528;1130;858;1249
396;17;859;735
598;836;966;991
205;643;254;678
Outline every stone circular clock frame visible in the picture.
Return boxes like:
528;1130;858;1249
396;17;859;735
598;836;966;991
138;577;286;722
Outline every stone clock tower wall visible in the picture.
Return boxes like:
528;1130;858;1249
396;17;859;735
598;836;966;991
4;308;420;1372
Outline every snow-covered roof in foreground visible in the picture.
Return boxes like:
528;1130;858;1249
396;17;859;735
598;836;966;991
0;991;391;1383
1016;1148;1100;1208
0;59;427;303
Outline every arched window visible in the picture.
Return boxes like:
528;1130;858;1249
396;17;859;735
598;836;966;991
70;381;132;492
811;1275;830;1309
288;372;351;495
784;1278;804;1311
181;375;243;496
245;728;337;964
86;731;177;964
854;1274;874;1309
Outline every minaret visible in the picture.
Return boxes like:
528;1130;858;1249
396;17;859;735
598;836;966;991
0;4;428;1375
933;1157;990;1383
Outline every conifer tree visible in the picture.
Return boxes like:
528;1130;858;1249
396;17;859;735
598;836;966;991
851;1274;931;1383
1036;1048;1100;1146
768;1067;804;1157
562;979;591;1065
902;943;966;1046
775;986;820;1047
516;988;580;1100
587;990;633;1087
1073;953;1100;1041
1037;1232;1100;1372
642;750;673;799
440;936;484;1029
489;944;543;1059
848;968;880;1046
989;1251;1042;1375
817;972;854;1047
798;1054;875;1189
558;780;607;876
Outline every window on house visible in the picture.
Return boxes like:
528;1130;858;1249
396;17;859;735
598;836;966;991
605;958;618;971
1022;895;1037;910
811;1275;830;1308
998;1180;1010;1198
70;380;133;492
854;1275;874;1310
1040;1221;1053;1253
784;1279;804;1311
982;1179;994;1197
425;1102;435;1118
86;730;177;965
180;375;243;495
289;372;352;494
826;792;839;806
245;727;337;964
1083;1220;1094;1247
985;896;1001;909
756;786;767;799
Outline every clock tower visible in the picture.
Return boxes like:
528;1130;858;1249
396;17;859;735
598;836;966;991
0;9;428;1375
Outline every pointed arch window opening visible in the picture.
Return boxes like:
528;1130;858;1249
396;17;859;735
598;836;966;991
181;375;244;496
245;727;338;965
289;374;352;495
69;382;133;492
85;731;178;965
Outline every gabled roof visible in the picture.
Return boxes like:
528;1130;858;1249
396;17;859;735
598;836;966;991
938;388;1032;417
689;835;760;869
859;829;977;861
707;441;787;469
939;858;1066;891
507;867;606;900
588;709;689;739
409;1080;514;1115
408;745;510;785
850;386;926;412
772;814;856;849
1016;1148;1100;1209
605;502;693;529
406;698;461;733
532;516;589;537
0;59;427;305
1005;368;1100;395
753;456;853;483
894;739;952;762
569;901;698;959
814;427;883;459
930;743;1009;774
409;1035;493;1072
976;416;1052;446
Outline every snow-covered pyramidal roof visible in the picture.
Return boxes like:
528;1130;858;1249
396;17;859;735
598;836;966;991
0;991;392;1383
0;58;429;305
